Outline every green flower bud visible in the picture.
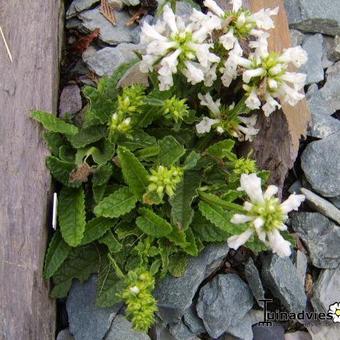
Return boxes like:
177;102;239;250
117;85;146;116
163;96;189;122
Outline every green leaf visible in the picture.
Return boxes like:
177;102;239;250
43;231;71;279
119;130;157;151
92;163;112;186
158;136;185;166
96;256;124;307
183;151;201;170
206;139;235;159
135;145;160;160
93;184;108;204
94;187;137;218
32;111;78;135
51;245;99;298
182;228;198;256
59;145;75;162
136;208;173;237
150;259;162;276
59;187;86;247
168;253;189;277
46;156;80;187
81;217;116;245
170;171;201;230
66;126;107;148
99;230;122;253
198;201;239;234
43;131;65;156
117;146;149;199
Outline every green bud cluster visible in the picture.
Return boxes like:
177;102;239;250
224;9;256;38
233;157;257;176
121;269;157;332
117;85;146;116
147;165;183;199
163;96;189;122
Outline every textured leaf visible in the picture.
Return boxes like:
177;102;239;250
94;187;137;218
46;156;80;188
99;230;122;253
32;111;78;135
168;253;189;277
93;184;108;204
92;163;112;186
117;146;149;199
81;217;116;245
182;228;198;256
59;145;75;162
44;231;71;279
170;171;201;230
136;145;160;160
183;151;201;170
59;187;86;247
43;131;65;156
136;208;173;237
96;256;124;307
158;136;185;166
206;139;235;159
66;125;107;148
51;245;99;298
119;130;156;151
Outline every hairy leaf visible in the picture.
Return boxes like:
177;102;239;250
94;187;137;218
98;230;122;253
136;208;173;237
81;217;116;245
168;253;189;277
67;125;107;148
92;163;112;187
44;231;71;279
119;130;156;151
32;111;78;135
117;146;149;199
158;136;185;166
206;139;235;159
170;171;201;230
59;187;86;247
183;151;201;170
43;131;65;156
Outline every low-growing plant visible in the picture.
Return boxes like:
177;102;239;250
34;0;307;332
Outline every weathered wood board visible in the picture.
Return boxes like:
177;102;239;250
0;1;62;339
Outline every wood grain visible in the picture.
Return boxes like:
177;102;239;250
0;1;62;339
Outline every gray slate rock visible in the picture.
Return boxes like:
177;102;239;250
301;187;340;224
244;258;265;308
285;0;340;36
301;132;340;197
79;8;136;45
57;329;74;340
117;61;149;88
291;212;340;269
308;112;340;139
285;331;312;340
261;254;306;314
323;35;340;63
59;85;82;117
290;29;305;47
307;324;340;340
330;196;340;209
66;275;122;340
311;267;340;314
154;243;229;324
196;273;253;338
67;0;99;19
253;324;285;340
106;315;150;340
295;250;308;286
83;44;140;76
300;34;324;85
183;306;205;335
168;321;199;340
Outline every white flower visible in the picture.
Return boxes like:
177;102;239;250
204;0;225;17
196;116;220;134
237;115;259;141
228;173;305;257
129;286;140;294
243;67;265;83
262;94;281;117
252;7;279;30
220;29;237;51
328;302;340;323
198;92;221;116
245;89;261;110
279;46;308;68
231;0;242;12
183;61;205;85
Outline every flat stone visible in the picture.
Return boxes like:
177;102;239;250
324;36;340;63
151;322;176;340
330;196;340;209
307;324;340;340
301;132;340;197
295;250;308;285
253;324;285;340
285;0;340;36
308;112;340;139
290;29;305;47
244;258;265;308
154;243;229;324
311;267;340;314
66;275;122;340
57;329;74;340
182;306;205;335
83;44;140;76
285;331;312;340
168;321;199;340
79;8;136;45
261;254;306;314
289;180;302;194
106;315;150;339
300;34;324;84
196;273;253;338
301;188;340;224
67;0;99;19
59;85;82;117
117;62;149;88
291;212;340;269
122;0;140;6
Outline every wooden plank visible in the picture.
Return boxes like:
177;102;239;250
0;1;62;339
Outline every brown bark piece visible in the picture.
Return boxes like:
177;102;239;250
100;0;117;26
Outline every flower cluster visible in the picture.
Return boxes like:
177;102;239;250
228;173;305;257
162;96;190;122
121;269;158;332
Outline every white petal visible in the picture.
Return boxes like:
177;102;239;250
183;61;205;84
267;229;292;257
141;22;167;43
264;185;278;199
204;0;225;17
279;46;308;68
240;173;264;203
198;92;221;115
243;68;265;83
252;7;279;30
253;217;265;229
219;30;237;51
280;194;305;214
231;214;252;224
227;229;254;250
163;5;178;33
262;94;281;117
243;201;253;211
245;90;261;110
231;0;242;12
195;117;220;134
